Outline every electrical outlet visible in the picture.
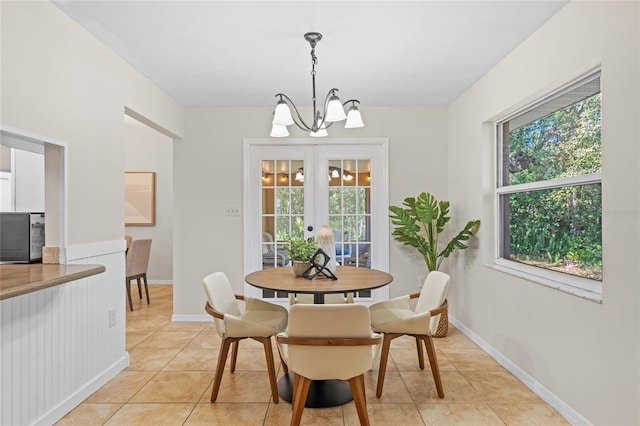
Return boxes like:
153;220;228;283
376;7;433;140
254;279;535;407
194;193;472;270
224;206;240;216
108;308;117;328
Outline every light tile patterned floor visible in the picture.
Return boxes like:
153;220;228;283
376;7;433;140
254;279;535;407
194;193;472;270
57;285;568;425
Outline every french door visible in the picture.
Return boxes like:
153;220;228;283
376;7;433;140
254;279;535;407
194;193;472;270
243;138;389;306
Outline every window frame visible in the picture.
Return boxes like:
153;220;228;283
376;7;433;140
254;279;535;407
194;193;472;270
494;70;603;302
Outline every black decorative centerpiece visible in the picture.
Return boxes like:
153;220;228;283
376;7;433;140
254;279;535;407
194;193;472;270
303;249;337;280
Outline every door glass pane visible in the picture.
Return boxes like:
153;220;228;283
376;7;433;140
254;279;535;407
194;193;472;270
276;216;291;240
291;188;304;214
276;160;289;187
343;188;357;214
275;188;289;214
291;215;305;239
328;159;372;274
329;188;342;214
262;160;301;269
261;158;307;298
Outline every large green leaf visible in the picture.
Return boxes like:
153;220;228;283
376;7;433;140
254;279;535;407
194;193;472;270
413;192;438;224
389;205;432;259
438;220;481;268
437;201;451;233
390;192;480;271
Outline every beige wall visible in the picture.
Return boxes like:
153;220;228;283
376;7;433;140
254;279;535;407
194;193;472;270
0;2;183;423
173;106;448;315
0;1;183;247
447;1;639;424
124;116;174;282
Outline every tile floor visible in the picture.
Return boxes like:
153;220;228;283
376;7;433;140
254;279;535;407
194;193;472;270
58;285;568;425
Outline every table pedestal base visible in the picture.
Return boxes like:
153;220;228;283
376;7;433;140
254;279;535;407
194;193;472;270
277;372;353;408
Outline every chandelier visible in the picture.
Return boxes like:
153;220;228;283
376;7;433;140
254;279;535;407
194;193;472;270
270;32;365;138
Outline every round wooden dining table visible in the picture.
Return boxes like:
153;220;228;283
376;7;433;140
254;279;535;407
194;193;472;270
244;265;393;304
244;265;393;408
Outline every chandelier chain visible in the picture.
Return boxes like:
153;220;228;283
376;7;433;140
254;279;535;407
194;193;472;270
311;47;318;76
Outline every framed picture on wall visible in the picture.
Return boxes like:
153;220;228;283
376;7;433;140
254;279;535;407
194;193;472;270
125;171;155;226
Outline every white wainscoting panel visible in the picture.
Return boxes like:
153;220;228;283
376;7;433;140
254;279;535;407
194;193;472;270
0;243;127;425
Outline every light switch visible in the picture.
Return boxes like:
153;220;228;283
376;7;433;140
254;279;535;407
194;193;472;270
224;206;240;216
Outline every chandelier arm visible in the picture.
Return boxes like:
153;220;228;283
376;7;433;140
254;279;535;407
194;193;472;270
342;99;360;106
276;93;314;132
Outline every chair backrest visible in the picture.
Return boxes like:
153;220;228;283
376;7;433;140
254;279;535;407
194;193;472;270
415;271;450;334
284;304;378;380
125;239;152;278
125;235;132;251
203;272;242;335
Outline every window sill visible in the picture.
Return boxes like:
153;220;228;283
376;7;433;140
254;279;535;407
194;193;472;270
484;260;602;304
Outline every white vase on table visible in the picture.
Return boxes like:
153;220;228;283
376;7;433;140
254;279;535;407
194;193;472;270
316;225;336;273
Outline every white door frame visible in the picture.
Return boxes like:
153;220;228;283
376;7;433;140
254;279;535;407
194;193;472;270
243;138;390;304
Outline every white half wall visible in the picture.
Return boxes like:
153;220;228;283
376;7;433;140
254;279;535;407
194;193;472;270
0;244;127;425
447;2;639;424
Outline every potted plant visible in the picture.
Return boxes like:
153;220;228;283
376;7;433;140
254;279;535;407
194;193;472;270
285;238;318;276
389;192;480;336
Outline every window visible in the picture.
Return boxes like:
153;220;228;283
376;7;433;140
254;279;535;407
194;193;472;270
496;72;602;297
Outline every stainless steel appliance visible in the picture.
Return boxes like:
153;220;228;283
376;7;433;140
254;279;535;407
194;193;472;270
0;212;45;263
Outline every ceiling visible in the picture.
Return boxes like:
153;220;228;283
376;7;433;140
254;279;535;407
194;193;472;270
52;1;568;108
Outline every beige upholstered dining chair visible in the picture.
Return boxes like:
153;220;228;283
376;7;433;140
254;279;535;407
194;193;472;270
125;239;152;311
369;270;450;398
203;272;288;403
277;304;381;426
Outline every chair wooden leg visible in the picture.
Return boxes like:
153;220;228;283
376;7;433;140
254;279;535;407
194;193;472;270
376;333;395;398
143;273;150;304
290;373;305;411
211;337;233;402
423;335;444;398
348;374;370;426
278;348;289;374
290;374;311;426
230;340;239;373
416;336;425;370
126;279;133;311
259;336;279;403
137;277;143;299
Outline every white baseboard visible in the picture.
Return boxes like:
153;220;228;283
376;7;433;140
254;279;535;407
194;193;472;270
448;317;590;426
171;314;212;323
34;354;129;426
148;280;173;285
